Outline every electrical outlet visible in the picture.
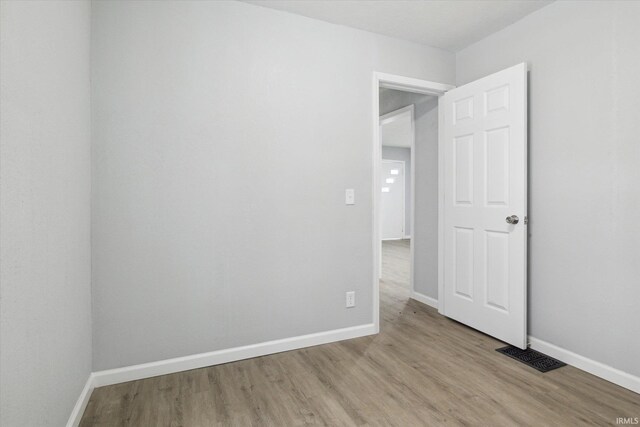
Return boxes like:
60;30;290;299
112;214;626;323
346;291;355;308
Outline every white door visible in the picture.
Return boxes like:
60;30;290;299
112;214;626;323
380;160;405;240
440;63;528;348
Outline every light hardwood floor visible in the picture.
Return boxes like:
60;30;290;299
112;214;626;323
80;239;639;426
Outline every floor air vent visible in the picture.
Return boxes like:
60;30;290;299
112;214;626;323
496;346;566;373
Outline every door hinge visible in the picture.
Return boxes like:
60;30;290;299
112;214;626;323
524;216;528;224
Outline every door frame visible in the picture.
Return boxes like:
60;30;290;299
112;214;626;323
380;159;406;241
372;72;455;332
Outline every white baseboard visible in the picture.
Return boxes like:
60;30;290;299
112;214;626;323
66;323;639;426
410;291;438;309
66;373;95;427
92;323;376;388
529;337;640;395
67;324;375;423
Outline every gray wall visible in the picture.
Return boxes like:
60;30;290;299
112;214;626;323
413;97;439;300
0;1;92;426
379;88;431;117
381;146;411;237
457;0;640;377
379;90;439;299
91;0;455;370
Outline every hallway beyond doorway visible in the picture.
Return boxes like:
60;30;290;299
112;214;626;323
381;239;411;301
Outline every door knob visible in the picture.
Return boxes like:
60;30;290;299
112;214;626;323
506;215;519;225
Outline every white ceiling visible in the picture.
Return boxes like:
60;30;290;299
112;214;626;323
241;0;553;52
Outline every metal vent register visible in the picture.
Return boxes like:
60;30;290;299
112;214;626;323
496;346;566;372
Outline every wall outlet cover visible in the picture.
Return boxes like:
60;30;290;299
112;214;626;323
346;291;355;308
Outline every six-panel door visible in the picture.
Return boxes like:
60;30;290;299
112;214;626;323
441;63;528;349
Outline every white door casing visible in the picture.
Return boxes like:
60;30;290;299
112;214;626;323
440;63;528;349
372;72;453;333
380;160;405;240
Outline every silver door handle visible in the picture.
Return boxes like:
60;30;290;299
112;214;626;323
506;215;519;225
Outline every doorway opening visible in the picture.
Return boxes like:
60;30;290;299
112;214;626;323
378;88;440;328
372;73;453;333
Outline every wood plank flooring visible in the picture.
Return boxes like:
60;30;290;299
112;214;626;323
80;239;639;426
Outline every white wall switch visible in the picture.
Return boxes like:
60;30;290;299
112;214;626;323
345;189;355;205
346;291;355;308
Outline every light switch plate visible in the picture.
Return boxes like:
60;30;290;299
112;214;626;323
345;189;355;205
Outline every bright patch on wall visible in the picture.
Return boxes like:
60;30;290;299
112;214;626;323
382;187;390;193
390;169;399;175
386;178;395;184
